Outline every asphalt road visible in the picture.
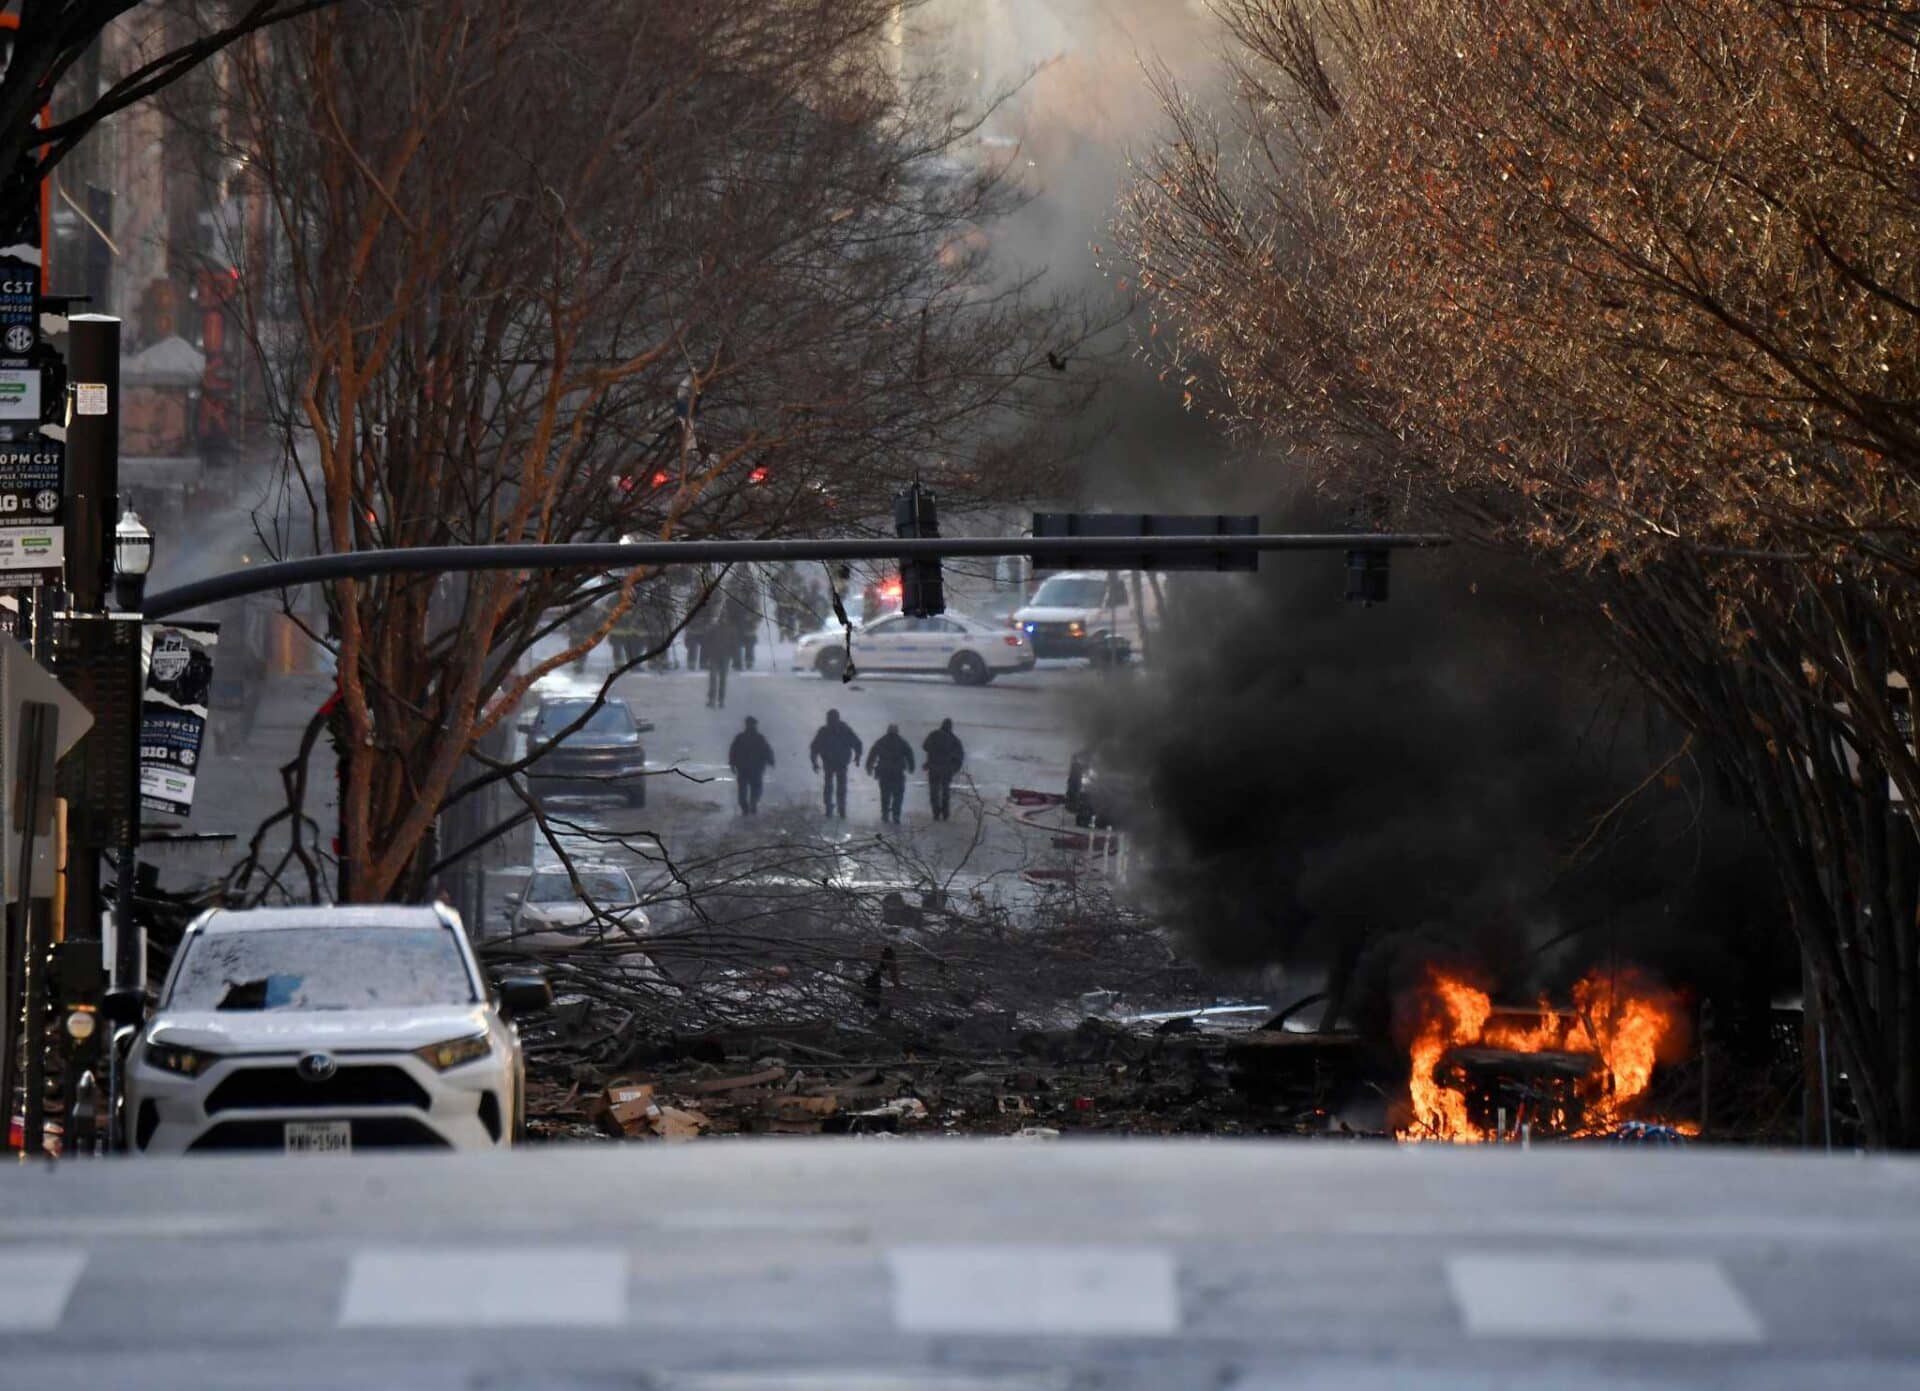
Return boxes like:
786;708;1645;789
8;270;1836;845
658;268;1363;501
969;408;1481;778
2;1142;1917;1388
623;637;1095;822
514;636;1123;918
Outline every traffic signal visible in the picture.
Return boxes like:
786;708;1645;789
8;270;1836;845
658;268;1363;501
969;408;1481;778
893;483;944;618
1344;548;1390;604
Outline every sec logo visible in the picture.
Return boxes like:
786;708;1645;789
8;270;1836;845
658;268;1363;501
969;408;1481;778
4;325;31;353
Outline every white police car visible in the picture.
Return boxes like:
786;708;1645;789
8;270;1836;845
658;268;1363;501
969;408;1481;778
793;610;1035;685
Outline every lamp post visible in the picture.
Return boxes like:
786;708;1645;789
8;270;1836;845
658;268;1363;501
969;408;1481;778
106;504;152;1149
110;502;151;990
114;507;152;613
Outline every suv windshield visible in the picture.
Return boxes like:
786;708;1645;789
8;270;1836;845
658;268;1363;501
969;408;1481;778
1031;577;1115;608
535;700;636;737
527;870;635;904
168;926;476;1011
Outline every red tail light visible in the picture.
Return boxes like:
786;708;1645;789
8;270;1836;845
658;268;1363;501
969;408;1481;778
1003;635;1024;647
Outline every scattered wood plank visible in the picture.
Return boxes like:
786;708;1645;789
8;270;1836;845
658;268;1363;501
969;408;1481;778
688;1065;788;1094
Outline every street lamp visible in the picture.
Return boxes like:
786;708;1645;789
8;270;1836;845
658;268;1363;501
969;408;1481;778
107;502;154;1149
114;505;153;612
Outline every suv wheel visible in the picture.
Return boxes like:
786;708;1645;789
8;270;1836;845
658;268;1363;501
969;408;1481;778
816;648;848;680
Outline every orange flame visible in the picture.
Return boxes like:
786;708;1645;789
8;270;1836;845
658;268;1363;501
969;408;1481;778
1398;967;1687;1142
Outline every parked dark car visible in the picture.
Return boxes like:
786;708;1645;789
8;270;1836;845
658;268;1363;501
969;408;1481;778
520;696;651;805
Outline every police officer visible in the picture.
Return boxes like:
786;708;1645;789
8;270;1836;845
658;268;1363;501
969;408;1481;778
809;709;864;817
922;717;964;821
610;600;646;669
728;716;776;815
704;612;742;708
865;723;916;825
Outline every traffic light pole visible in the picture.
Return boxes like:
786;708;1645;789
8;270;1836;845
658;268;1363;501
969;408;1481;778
142;532;1452;620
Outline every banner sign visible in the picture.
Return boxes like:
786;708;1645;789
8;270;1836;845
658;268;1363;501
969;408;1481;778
0;442;61;575
139;622;218;817
0;255;38;362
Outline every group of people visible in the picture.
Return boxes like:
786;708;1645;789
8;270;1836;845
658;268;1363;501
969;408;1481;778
725;710;967;823
566;565;833;702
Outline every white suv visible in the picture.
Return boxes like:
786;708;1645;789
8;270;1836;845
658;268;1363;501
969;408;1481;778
122;904;547;1155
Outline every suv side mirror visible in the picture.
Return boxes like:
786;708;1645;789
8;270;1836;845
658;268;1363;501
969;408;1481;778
100;987;146;1029
498;975;552;1015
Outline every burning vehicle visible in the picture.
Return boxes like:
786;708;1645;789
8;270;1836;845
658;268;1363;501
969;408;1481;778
1397;967;1693;1142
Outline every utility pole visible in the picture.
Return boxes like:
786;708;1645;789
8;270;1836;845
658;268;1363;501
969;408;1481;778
44;315;137;1157
56;315;125;962
63;316;117;610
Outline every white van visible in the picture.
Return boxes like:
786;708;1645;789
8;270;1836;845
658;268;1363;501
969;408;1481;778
1011;570;1158;664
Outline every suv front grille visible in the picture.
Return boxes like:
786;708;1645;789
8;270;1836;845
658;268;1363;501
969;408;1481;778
205;1064;430;1115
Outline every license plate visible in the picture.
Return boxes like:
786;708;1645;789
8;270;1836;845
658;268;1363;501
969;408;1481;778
284;1120;351;1154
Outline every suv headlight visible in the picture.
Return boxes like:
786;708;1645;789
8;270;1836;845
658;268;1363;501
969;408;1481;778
414;1032;492;1071
145;1041;219;1077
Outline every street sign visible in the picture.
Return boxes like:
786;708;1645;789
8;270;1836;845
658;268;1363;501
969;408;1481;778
0;441;61;574
1;637;94;903
1030;513;1260;573
0;254;37;363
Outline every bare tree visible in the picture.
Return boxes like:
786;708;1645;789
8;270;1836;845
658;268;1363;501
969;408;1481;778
220;0;1087;903
1121;0;1920;1142
0;0;334;238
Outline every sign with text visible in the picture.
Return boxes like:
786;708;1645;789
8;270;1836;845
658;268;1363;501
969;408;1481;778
0;366;38;421
0;443;62;575
139;622;219;817
0;255;37;362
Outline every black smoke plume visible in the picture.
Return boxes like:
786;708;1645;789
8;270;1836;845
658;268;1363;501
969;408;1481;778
1075;494;1792;1031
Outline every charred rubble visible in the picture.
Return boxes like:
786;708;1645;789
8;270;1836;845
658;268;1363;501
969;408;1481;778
489;832;1808;1144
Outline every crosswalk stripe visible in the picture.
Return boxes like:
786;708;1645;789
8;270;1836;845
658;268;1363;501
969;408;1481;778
887;1245;1180;1336
338;1246;627;1328
1446;1254;1765;1343
669;1376;1068;1390
0;1247;87;1330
